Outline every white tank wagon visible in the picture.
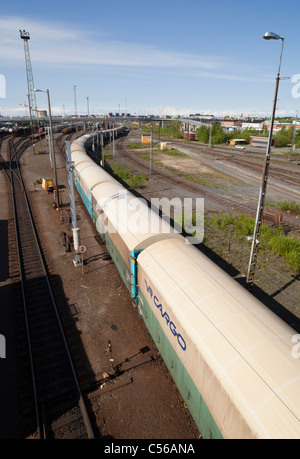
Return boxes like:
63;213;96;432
137;238;300;439
70;130;300;439
70;127;125;218
70;130;182;294
92;180;182;293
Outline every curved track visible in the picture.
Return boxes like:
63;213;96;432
0;135;94;439
159;137;300;188
114;133;300;233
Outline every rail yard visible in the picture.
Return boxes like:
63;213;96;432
0;123;299;440
0;128;201;439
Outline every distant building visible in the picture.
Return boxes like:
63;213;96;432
241;121;265;132
264;121;299;133
250;136;274;148
36;109;47;117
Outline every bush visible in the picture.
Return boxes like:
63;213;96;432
268;234;300;274
234;214;255;236
196;125;209;143
274;134;289;148
111;165;148;188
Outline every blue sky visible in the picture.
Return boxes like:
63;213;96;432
0;0;299;117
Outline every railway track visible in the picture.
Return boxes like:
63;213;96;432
114;135;275;215
130;130;299;187
1;136;94;439
169;139;300;188
112;133;300;235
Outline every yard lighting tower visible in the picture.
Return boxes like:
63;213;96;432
34;88;60;208
246;32;285;288
19;29;38;152
74;85;78;117
86;97;90;116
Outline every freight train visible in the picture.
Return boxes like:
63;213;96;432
70;128;300;439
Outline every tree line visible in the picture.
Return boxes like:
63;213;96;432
195;123;300;148
141;120;300;149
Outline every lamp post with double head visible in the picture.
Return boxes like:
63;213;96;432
246;32;284;287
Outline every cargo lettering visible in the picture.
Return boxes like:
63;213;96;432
145;280;186;352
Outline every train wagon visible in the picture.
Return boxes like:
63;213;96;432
183;131;196;140
250;136;274;148
70;129;300;439
137;238;300;439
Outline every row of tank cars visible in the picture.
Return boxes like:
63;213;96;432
70;127;300;439
0;125;76;138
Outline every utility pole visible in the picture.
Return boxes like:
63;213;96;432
246;32;285;288
74;85;77;117
65;141;81;266
101;128;104;167
209;123;212;149
86;97;89;116
35;88;60;207
292;111;298;154
112;124;115;156
19;30;38;153
150;125;153;176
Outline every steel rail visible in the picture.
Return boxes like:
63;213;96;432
113;134;300;234
115;135;259;216
9;137;42;438
6;135;94;439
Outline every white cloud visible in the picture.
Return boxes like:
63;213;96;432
0;16;222;70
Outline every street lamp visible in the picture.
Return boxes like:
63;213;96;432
246;32;284;287
74;85;77;117
86;97;89;117
34;88;60;208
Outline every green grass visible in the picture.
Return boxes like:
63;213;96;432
283;152;300;157
268;235;300;274
110;164;148;189
265;200;300;216
208;213;300;275
163;149;188;157
186;175;208;186
275;201;300;215
129;142;150;149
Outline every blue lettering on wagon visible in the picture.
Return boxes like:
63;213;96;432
144;279;186;352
